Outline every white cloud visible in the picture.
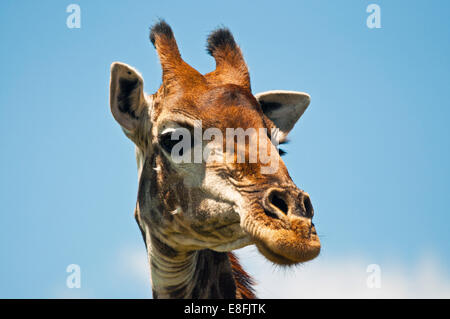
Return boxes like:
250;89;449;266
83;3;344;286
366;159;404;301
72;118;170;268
235;246;450;298
115;244;151;284
113;244;450;298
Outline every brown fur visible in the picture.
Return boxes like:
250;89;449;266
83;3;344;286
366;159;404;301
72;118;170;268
228;252;256;299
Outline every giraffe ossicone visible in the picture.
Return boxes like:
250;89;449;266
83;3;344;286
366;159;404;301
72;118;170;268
109;20;320;299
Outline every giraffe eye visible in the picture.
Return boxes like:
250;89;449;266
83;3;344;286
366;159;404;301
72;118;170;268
159;132;180;154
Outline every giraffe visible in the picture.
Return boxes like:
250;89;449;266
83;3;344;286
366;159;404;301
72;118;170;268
109;20;320;299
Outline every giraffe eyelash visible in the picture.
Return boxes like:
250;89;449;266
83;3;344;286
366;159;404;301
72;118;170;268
278;139;288;156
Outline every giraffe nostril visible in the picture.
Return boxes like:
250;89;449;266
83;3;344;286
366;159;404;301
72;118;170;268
269;193;289;215
301;194;314;218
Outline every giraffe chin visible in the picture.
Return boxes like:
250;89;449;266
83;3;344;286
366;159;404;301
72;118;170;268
255;238;320;266
243;217;321;265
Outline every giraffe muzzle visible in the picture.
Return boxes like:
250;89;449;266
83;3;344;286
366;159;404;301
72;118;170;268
263;187;314;220
242;187;320;265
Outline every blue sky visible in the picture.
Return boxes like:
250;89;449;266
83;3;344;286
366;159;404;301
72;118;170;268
1;0;449;298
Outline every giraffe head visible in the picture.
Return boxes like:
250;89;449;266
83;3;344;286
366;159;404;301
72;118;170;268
110;21;320;265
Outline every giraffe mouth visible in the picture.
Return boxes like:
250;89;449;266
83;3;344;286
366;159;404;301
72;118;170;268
242;212;321;265
255;241;296;265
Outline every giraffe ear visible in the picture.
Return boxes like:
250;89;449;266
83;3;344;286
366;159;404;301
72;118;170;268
255;90;310;137
110;62;146;132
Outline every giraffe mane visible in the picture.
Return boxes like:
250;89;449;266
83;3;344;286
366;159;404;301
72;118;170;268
227;252;256;299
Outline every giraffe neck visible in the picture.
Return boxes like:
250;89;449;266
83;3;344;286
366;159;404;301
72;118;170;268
148;235;237;298
136;151;255;298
